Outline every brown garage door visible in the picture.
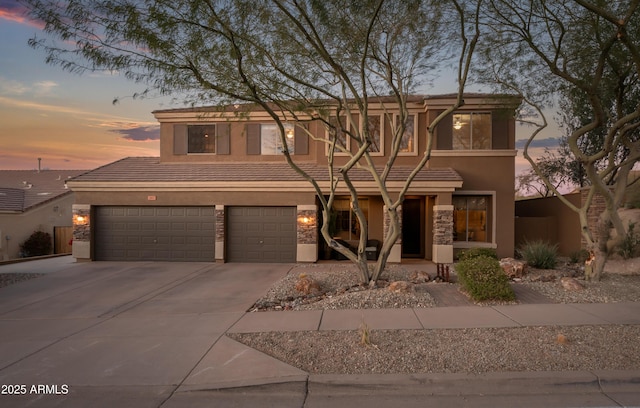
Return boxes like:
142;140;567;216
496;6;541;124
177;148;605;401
95;206;215;261
227;206;296;263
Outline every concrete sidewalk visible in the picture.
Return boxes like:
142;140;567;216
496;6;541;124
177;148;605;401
0;259;639;407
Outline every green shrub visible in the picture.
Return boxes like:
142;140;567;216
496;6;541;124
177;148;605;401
518;240;558;269
457;247;498;261
618;222;640;260
569;249;590;264
455;255;515;302
19;231;52;257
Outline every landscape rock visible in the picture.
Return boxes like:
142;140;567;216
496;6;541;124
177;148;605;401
295;274;322;295
560;277;585;291
410;270;431;283
388;281;415;294
500;257;527;279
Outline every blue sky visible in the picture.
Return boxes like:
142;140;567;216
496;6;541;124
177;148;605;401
0;1;558;173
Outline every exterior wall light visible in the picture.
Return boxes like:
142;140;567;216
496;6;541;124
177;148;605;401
286;128;295;139
74;215;88;225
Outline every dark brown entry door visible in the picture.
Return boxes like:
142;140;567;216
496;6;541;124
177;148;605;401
402;198;424;258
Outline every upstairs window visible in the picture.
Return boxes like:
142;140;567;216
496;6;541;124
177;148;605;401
261;123;295;155
395;114;417;154
452;112;491;150
326;116;350;155
188;125;216;153
364;114;383;155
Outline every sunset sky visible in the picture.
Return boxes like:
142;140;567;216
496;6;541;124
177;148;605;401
0;1;559;173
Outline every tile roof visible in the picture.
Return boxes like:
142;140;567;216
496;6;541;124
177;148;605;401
70;157;462;184
0;170;88;212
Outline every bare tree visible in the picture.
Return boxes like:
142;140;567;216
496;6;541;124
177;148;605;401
479;0;640;280
23;0;481;285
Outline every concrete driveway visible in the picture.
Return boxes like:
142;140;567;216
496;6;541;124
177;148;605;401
2;259;639;407
0;260;295;408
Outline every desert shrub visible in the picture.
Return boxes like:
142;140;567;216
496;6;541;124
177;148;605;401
518;240;558;269
455;255;515;302
618;222;640;260
569;249;590;264
457;247;498;261
19;231;53;257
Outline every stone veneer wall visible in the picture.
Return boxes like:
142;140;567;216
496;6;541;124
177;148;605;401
215;205;225;261
581;188;609;248
297;205;317;262
72;204;91;260
72;206;91;241
297;209;317;244
433;208;453;246
383;206;402;244
383;205;402;263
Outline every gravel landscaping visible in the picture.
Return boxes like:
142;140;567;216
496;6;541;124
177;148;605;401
232;257;640;375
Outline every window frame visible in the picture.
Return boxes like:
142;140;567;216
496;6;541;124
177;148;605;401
332;197;369;241
452;191;496;249
452;111;492;150
187;124;217;154
260;123;296;155
325;116;351;156
361;113;385;156
394;113;418;156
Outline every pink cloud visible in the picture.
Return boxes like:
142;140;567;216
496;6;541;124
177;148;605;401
0;1;44;28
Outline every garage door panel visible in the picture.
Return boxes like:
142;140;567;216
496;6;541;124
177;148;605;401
245;208;262;217
227;206;296;263
171;208;186;216
96;206;215;262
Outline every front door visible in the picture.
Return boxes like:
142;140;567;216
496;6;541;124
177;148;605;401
402;198;424;258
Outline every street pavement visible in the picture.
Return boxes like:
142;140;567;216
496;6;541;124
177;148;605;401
0;257;638;407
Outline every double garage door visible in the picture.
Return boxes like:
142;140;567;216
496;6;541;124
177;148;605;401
95;206;215;261
95;206;296;263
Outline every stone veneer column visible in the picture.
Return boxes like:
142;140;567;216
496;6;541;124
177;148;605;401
297;205;318;262
383;205;402;263
432;205;454;263
215;205;225;262
580;187;609;249
72;204;91;261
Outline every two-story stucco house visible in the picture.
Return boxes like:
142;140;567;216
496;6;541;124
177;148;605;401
68;94;520;264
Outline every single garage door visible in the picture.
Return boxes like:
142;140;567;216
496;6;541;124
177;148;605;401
95;206;215;261
227;206;296;263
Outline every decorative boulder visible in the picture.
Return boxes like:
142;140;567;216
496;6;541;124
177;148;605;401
410;270;431;283
295;274;321;295
499;258;527;279
560;277;585;292
388;281;415;294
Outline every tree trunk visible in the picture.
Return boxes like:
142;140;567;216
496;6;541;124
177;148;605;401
584;247;607;281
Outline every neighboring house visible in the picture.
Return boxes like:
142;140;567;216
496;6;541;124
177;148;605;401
0;170;87;260
68;94;521;264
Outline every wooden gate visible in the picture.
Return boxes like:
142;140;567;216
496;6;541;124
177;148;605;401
54;226;73;254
